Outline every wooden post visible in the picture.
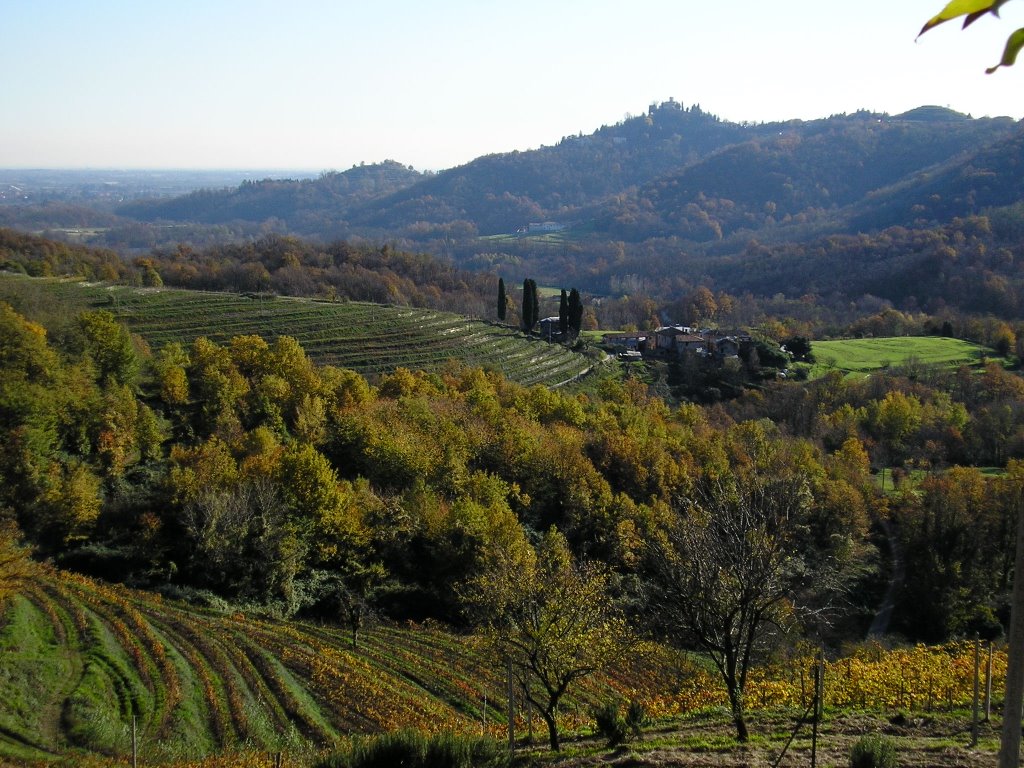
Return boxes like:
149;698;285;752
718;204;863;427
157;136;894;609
131;716;137;768
507;657;514;759
972;634;980;747
811;649;823;768
986;641;994;722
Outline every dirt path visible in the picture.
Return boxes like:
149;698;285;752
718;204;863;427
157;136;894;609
540;712;997;768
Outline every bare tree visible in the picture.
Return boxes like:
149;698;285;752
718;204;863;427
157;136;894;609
646;471;813;742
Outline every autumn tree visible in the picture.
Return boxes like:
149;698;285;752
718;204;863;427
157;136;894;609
75;310;140;388
0;522;32;606
462;528;632;751
645;462;815;742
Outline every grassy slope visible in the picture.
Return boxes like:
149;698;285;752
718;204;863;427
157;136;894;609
0;274;594;388
1;570;1007;766
809;336;1000;378
0;570;678;764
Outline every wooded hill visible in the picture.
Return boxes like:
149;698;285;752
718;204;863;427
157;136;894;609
110;104;1017;243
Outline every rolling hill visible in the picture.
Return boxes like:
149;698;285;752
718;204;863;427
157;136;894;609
107;104;1018;249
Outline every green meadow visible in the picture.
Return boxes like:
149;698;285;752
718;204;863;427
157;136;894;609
809;336;1002;378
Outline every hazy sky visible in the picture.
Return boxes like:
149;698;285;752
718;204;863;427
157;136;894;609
4;0;1024;172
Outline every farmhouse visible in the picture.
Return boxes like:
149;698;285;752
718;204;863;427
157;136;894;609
674;333;708;357
654;326;692;352
602;332;648;352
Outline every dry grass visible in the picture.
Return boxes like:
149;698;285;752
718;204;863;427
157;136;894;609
529;711;999;768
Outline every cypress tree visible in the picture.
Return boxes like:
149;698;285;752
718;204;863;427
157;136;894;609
520;280;536;331
558;289;568;337
497;278;507;322
531;280;540;332
568;288;584;341
521;278;537;332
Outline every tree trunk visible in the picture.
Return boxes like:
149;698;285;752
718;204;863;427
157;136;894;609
727;681;749;742
542;709;560;751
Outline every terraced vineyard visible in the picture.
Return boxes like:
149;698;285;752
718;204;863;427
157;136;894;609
0;569;679;764
1;567;1007;765
0;274;595;388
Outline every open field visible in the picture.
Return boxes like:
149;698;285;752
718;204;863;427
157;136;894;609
0;274;594;388
809;336;1002;378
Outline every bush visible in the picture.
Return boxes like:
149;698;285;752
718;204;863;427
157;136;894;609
850;733;897;768
593;699;646;747
593;701;629;747
315;730;506;768
624;700;647;740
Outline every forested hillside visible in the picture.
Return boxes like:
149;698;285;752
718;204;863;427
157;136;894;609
602;109;1016;242
5;105;1022;314
118;161;422;237
107;105;1017;247
4;224;1024;763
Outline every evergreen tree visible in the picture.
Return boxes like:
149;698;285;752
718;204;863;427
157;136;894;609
558;289;568;337
521;278;539;332
568;288;584;341
497;278;507;322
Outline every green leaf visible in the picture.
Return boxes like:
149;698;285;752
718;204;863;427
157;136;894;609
987;26;1024;71
918;0;1004;37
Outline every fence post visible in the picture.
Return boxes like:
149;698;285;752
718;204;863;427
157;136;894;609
986;641;994;722
811;648;823;768
973;634;981;747
507;657;514;759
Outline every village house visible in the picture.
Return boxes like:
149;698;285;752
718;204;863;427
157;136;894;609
707;335;742;359
674;333;708;357
653;326;687;353
602;332;648;352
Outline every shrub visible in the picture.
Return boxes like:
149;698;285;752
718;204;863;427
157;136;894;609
593;700;646;747
850;733;897;768
315;730;506;768
625;700;647;740
593;701;629;747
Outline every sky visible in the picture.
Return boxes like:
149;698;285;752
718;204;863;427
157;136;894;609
4;0;1024;172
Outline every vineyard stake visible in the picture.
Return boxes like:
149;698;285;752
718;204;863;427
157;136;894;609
973;634;980;747
811;649;822;768
507;656;514;759
986;641;994;722
769;694;815;768
131;715;137;768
